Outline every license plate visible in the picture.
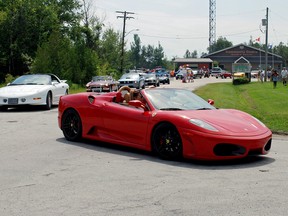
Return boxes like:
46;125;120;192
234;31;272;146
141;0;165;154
8;98;18;105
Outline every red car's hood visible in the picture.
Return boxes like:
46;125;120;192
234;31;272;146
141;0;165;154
174;109;268;135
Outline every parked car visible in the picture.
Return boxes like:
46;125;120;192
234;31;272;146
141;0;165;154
175;70;186;80
217;71;232;79
86;76;119;92
158;73;170;84
193;70;204;79
210;67;223;76
58;87;272;161
0;74;69;110
118;72;145;89
144;73;160;87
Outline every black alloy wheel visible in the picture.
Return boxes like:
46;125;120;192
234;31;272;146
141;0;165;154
62;109;82;141
152;123;183;160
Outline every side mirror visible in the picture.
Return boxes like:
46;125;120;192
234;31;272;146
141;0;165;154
128;100;146;110
208;99;214;105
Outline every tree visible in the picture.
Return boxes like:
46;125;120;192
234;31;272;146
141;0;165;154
0;0;82;82
183;50;198;58
129;34;141;68
208;36;233;53
98;28;122;77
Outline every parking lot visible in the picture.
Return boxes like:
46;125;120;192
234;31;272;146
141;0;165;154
1;77;288;216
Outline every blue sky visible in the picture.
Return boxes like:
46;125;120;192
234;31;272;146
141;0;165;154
92;0;288;59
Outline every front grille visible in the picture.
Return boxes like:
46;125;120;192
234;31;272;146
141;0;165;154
213;143;246;156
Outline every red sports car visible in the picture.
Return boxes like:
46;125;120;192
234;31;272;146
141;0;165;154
58;86;272;160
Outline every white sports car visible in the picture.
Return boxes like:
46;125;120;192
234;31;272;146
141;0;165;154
0;74;69;111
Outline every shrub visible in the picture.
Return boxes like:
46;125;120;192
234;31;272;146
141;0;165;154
233;78;249;85
5;74;16;84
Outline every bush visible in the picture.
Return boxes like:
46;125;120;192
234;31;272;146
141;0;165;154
5;74;16;84
233;78;249;85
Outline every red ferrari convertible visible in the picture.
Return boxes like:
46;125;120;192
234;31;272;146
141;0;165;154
58;86;272;160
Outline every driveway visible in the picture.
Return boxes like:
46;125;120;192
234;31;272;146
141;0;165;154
0;77;287;216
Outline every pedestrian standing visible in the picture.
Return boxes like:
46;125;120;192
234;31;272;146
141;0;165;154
260;70;265;83
271;69;279;89
281;67;288;86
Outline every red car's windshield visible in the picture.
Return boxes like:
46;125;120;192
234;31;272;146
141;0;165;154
144;88;216;111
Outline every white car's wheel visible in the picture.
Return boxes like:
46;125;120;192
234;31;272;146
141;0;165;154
44;92;52;110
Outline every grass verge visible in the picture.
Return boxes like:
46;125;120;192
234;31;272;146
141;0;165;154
194;81;288;135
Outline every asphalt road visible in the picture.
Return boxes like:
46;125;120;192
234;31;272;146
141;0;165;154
0;77;287;216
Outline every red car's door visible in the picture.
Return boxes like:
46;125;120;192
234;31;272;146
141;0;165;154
101;102;150;147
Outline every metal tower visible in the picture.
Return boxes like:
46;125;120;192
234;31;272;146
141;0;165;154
209;0;216;52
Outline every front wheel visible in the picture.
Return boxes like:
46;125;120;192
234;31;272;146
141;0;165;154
44;92;52;110
62;109;82;141
152;123;183;160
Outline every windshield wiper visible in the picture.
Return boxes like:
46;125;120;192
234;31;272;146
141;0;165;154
197;108;212;110
160;108;183;110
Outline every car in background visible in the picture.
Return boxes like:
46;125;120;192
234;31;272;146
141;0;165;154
193;70;204;79
118;72;145;89
86;76;119;92
0;74;69;111
58;87;272;161
158;73;170;84
210;67;223;76
216;71;232;79
175;70;186;80
144;73;160;87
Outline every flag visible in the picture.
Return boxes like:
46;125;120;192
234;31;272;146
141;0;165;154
268;43;273;49
254;37;260;43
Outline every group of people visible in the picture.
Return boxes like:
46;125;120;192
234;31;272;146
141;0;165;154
259;67;288;88
182;69;194;83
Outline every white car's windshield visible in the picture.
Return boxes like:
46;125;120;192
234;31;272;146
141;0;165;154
145;88;216;110
92;76;112;82
10;75;51;85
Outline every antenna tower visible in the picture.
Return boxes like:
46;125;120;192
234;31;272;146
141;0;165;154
209;0;216;52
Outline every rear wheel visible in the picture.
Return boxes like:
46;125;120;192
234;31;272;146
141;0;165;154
152;123;183;160
62;109;82;141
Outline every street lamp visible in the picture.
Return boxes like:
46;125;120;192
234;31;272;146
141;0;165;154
125;28;139;36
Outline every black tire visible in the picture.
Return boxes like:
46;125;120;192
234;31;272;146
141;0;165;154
44;92;52;110
62;109;82;141
0;106;8;111
152;123;183;160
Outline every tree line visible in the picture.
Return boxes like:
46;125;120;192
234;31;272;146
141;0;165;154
0;0;172;84
1;0;288;84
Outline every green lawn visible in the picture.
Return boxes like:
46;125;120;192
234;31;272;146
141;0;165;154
194;81;288;134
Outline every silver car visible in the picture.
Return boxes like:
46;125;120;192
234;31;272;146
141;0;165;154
118;73;145;89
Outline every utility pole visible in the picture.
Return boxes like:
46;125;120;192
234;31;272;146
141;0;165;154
263;7;269;82
116;11;134;74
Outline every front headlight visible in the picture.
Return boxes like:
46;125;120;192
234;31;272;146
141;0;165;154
189;119;218;131
251;116;267;128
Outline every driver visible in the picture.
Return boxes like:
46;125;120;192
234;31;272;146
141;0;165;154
115;86;131;103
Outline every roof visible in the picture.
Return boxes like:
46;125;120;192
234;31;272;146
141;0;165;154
173;58;213;63
203;43;283;59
